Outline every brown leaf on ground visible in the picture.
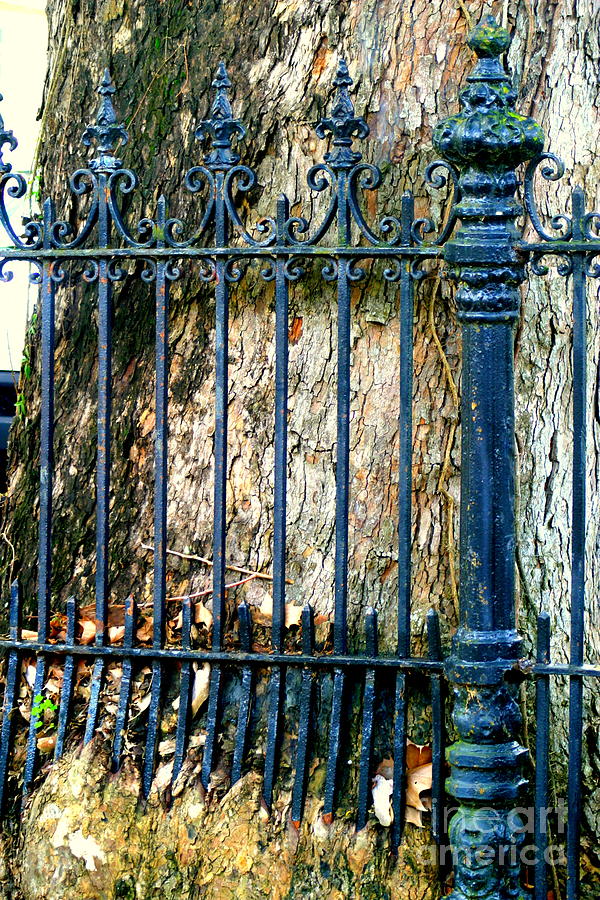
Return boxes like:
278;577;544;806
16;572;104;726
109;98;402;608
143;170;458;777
135;617;153;643
36;734;56;753
372;741;434;828
78;620;97;645
79;604;125;627
406;740;432;770
108;625;125;644
406;762;432;812
253;597;303;628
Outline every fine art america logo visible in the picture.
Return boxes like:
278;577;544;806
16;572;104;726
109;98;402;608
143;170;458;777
415;803;567;868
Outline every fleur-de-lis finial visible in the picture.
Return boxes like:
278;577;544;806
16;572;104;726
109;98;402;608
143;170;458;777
0;95;18;175
195;62;246;170
82;68;128;172
315;60;369;168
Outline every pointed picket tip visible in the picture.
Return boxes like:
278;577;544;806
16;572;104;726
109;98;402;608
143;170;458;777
213;60;232;89
333;58;352;87
98;67;115;94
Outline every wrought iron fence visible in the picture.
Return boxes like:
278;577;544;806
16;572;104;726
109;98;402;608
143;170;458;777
0;13;598;900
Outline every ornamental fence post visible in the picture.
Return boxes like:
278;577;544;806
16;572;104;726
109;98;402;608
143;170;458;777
433;17;544;899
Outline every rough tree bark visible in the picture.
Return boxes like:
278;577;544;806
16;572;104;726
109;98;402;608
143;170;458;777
0;0;599;898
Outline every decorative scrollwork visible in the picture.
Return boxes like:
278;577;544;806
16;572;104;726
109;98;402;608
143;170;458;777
321;257;338;281
0;95;17;176
140;259;157;283
347;164;402;247
523;152;572;242
49;261;68;284
346;258;368;282
410;258;428;281
223;257;247;283
258;259;276;282
224;166;276;247
198;258;217;282
530;251;573;277
52;171;99;249
82;260;100;283
0;172;44;249
107;170;156;248
583;211;600;241
107;257;133;281
382;257;402;282
0;258;16;282
283;257;305;281
284;164;338;247
411;160;459;246
165;259;182;281
28;261;43;284
585;254;600;278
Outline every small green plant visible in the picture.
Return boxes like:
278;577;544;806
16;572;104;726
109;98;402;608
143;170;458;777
16;309;38;419
31;693;57;730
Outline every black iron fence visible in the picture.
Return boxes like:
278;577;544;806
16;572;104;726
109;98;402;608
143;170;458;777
0;14;598;900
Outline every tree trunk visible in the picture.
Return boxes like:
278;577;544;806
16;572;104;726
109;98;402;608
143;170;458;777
1;0;599;897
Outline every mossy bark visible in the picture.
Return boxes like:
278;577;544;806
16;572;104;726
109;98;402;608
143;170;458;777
1;0;600;897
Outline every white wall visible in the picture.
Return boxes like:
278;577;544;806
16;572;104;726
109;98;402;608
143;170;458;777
0;0;47;372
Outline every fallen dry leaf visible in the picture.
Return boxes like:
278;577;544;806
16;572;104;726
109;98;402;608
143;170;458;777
135;617;153;643
79;603;125;627
194;603;213;629
405;806;424;827
172;662;210;716
78;620;97;645
254;596;303;628
373;742;433;828
108;625;125;644
372;774;393;827
406;762;432;812
406;739;432;770
37;734;56;753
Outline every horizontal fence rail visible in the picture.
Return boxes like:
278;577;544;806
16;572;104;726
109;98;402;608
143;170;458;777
0;15;597;900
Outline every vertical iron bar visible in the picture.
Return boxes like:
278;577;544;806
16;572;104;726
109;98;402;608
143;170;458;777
263;194;290;811
392;190;414;851
85;171;113;744
231;600;253;785
54;595;77;760
323;161;352;825
534;612;551;900
397;190;414;661
291;603;315;827
202;168;229;790
357;606;378;830
37;200;56;647
153;194;169;665
173;595;193;782
111;596;136;771
567;186;586;900
0;580;22;812
427;608;444;849
24;205;55;793
95;180;111;645
142;200;170;795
